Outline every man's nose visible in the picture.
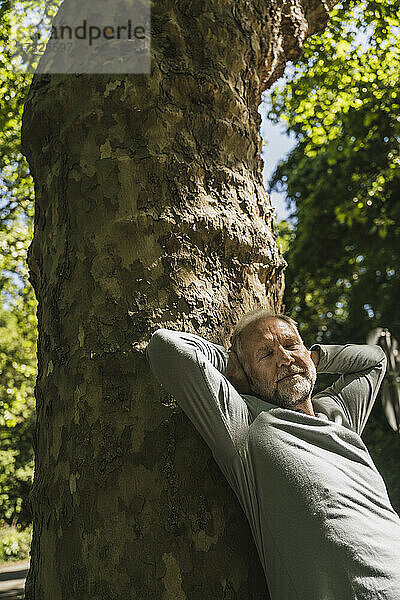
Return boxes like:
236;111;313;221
276;346;295;367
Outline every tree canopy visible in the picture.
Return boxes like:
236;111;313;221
267;0;400;345
1;0;37;526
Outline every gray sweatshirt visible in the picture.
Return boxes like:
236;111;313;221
146;328;400;600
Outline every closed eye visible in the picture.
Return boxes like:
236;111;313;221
259;343;301;360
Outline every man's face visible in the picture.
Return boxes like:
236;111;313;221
240;317;316;409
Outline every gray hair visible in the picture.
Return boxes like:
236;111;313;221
230;308;299;372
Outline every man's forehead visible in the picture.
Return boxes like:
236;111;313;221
241;317;300;346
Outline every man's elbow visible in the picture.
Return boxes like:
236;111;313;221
146;329;179;389
371;344;387;371
146;328;172;363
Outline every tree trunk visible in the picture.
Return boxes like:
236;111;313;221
21;1;337;598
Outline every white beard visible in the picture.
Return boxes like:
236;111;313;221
251;364;317;410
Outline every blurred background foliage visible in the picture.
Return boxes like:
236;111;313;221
268;0;400;510
1;0;36;533
0;0;60;559
0;0;399;561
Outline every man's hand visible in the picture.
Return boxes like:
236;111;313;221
226;350;252;395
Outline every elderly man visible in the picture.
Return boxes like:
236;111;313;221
146;308;400;600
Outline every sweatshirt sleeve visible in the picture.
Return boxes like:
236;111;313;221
310;343;387;435
146;328;251;464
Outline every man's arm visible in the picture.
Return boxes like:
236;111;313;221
310;343;387;435
146;328;251;464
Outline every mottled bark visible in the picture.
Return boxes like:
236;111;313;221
21;0;337;598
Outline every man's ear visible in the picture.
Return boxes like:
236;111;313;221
309;348;320;368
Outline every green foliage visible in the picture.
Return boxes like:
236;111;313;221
0;303;36;526
268;0;400;343
268;0;400;511
0;523;32;563
273;219;295;256
0;0;46;527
